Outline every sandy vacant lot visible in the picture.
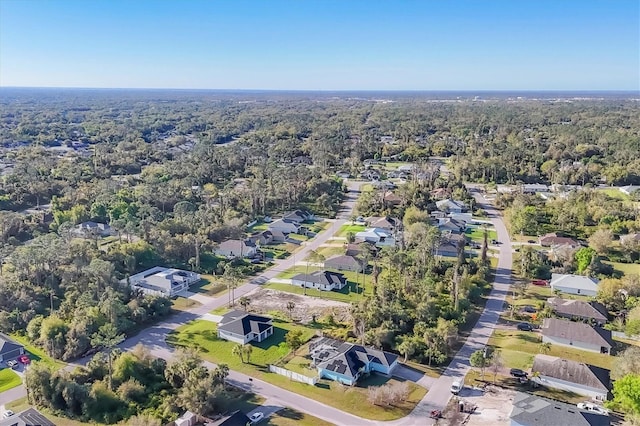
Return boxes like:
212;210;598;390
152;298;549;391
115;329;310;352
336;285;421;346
245;287;352;323
440;385;515;426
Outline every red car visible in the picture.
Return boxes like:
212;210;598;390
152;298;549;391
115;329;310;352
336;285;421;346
18;354;30;365
531;279;548;286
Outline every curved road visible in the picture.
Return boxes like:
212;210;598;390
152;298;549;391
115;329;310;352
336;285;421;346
1;183;515;426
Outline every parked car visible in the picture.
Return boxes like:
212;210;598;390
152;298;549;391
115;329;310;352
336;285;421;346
510;368;528;378
527;240;536;244
6;360;18;369
450;380;462;394
249;412;264;423
517;322;533;331
522;306;537;313
531;279;548;286
18;354;30;365
1;410;14;419
577;402;609;415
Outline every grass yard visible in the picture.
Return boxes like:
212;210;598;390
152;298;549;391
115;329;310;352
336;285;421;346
189;274;229;296
248;222;270;232
172;296;202;311
598;188;630;201
335;223;366;237
168;320;425;420
264;282;365;303
487;330;614;371
465;226;497;242
10;334;66;370
311;245;346;259
0;368;21;392
604;261;640;277
268;407;335;426
360;183;374;192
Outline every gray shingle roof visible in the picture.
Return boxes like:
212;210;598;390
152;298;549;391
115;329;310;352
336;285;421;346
0;408;55;426
532;355;610;392
291;270;347;286
550;274;599;292
541;318;614;349
325;255;363;270
311;337;398;379
510;392;609;426
0;333;24;356
218;310;272;336
547;298;608;323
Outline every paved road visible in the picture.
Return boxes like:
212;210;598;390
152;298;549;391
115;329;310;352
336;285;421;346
1;181;515;426
392;186;514;425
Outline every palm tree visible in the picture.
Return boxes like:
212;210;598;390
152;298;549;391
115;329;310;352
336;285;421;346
286;301;296;319
232;344;245;363
90;323;125;391
539;342;551;354
239;296;251;312
243;344;253;364
305;250;326;295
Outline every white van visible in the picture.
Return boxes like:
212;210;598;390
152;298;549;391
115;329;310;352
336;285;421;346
451;380;462;394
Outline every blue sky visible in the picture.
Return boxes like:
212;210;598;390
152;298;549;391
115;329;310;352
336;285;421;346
1;0;638;90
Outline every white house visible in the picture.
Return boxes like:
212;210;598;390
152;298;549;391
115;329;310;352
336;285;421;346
541;318;614;355
217;310;274;345
291;270;347;291
522;183;550;193
125;267;201;297
531;355;610;401
355;228;395;247
74;221;115;237
268;218;301;235
215;239;257;259
550;273;600;297
435;199;466;214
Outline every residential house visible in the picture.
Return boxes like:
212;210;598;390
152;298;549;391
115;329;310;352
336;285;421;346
267;218;302;235
522;183;550;193
355;228;395;247
539;233;582;248
361;169;381;181
435;199;466;214
217;310;274;345
0;333;25;362
430;188;451;199
291;155;312;165
547;298;608;325
74;221;115;237
309;337;399;386
433;217;467;234
367;216;401;232
510;392;610;426
215;239;257;259
125;267;201;297
324;255;365;272
248;230;273;246
373;180;396;190
398;164;414;173
435;234;465;257
383;191;402;206
541;318;614;355
283;210;314;224
531;355;611;401
175;411;197;426
336;170;351;179
345;242;378;258
619;185;640;196
550;274;600;297
291;270;348;291
0;408;56;426
620;233;640;244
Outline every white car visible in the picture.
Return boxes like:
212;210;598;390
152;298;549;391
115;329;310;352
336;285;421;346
1;410;15;419
577;402;608;415
451;380;462;395
249;412;264;423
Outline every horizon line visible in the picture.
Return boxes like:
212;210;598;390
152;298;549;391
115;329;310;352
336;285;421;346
1;85;639;93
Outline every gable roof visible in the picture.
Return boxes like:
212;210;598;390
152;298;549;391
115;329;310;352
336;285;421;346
367;216;401;230
0;333;24;356
532;355;610;392
0;408;56;426
541;318;614;349
217;239;255;252
325;255;363;268
311;337;398;379
550;274;599;292
510;392;610;426
345;242;378;257
540;233;581;247
218;310;272;337
291;270;347;286
547;298;608;322
208;410;252;426
436;199;466;211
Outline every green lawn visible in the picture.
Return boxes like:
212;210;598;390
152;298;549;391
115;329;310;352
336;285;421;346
189;274;229;296
604;261;639;277
172;296;202;311
465;226;497;242
360;183;374;192
335;224;366;237
0;368;21;392
311;245;345;259
248;222;270;232
10;334;66;370
168;320;426;420
598;188;630;201
268;407;335;426
264;282;365;303
487;330;614;371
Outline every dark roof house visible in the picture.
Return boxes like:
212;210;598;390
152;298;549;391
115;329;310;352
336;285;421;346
539;233;582;248
324;254;365;272
0;408;55;426
0;333;25;362
217;311;274;345
510;392;609;426
541;318;614;355
547;298;608;324
208;410;252;426
291;270;348;291
532;355;610;400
